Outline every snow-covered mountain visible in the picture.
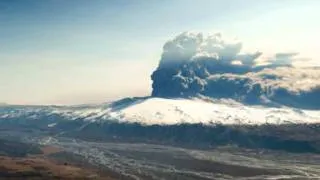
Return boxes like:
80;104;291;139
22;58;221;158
1;97;320;153
1;97;319;126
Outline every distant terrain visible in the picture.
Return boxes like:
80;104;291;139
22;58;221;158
0;97;319;179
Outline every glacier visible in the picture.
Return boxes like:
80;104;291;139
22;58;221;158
1;97;319;125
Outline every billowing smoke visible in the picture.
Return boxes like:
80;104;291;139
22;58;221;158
151;32;320;109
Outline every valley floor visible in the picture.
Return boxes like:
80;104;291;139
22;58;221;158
0;136;320;180
38;137;320;180
0;143;119;180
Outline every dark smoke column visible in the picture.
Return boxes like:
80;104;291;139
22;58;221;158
151;32;203;97
150;31;259;98
150;31;320;109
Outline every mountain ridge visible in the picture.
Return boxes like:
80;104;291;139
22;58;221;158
1;97;319;126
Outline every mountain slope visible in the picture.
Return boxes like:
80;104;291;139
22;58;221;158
1;97;319;126
1;97;320;153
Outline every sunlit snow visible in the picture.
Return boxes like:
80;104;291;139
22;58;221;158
0;97;319;125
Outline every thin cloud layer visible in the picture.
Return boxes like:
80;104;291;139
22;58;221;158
151;32;320;109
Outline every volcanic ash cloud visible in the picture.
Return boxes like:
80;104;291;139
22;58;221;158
151;32;320;109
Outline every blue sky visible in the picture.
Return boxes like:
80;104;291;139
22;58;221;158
0;0;319;105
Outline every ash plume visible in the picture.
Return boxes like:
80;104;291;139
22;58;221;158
151;32;320;109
